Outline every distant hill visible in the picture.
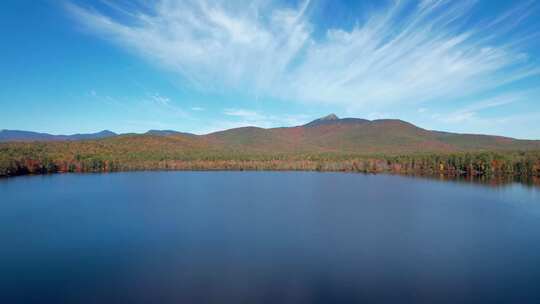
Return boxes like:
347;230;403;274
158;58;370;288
0;130;117;142
2;114;540;152
2;115;540;178
202;115;540;153
0;129;198;142
145;130;196;137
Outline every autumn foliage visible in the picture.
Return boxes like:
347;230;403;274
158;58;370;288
1;134;539;180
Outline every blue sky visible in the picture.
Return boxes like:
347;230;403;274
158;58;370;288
1;0;540;138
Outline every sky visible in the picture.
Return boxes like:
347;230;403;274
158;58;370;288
1;0;540;139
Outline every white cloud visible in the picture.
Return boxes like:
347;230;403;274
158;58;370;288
411;90;540;138
436;111;540;139
150;93;171;106
144;93;188;118
223;108;263;120
191;106;205;111
437;92;526;123
440;111;476;124
222;108;310;129
67;0;539;111
366;112;395;120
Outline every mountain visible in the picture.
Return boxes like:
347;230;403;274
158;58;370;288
145;130;195;137
304;113;369;127
202;115;540;153
304;113;339;127
2;115;540;153
2;115;540;178
0;130;117;142
0;129;195;142
67;130;117;141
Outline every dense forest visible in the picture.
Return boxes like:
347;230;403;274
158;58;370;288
1;135;539;183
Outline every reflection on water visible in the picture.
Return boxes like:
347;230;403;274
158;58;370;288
2;172;539;189
403;173;540;189
0;172;539;304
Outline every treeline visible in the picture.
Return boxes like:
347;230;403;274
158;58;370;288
1;140;539;179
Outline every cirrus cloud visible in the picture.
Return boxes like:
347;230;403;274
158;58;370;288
66;0;539;112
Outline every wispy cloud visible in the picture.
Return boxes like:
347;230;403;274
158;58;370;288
224;108;263;120
222;108;310;129
434;92;528;123
146;93;187;118
412;89;540;138
366;112;396;120
67;0;539;111
149;93;171;106
90;90;190;122
433;111;540;139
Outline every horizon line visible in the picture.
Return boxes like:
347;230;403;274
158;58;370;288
2;114;539;141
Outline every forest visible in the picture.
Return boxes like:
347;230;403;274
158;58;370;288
1;137;539;182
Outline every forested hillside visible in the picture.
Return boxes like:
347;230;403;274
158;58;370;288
1;115;540;179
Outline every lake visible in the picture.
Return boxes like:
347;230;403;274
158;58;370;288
1;172;539;303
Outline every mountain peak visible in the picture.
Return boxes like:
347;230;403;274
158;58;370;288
304;114;340;127
321;114;339;120
304;114;370;127
98;130;116;135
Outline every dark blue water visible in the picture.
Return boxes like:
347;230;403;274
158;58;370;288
1;172;539;304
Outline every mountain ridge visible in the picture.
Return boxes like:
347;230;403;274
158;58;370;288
1;115;540;153
2;115;540;179
0;130;117;142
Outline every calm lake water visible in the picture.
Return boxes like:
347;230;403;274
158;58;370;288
1;172;539;304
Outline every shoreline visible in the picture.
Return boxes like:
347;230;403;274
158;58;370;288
2;166;539;188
